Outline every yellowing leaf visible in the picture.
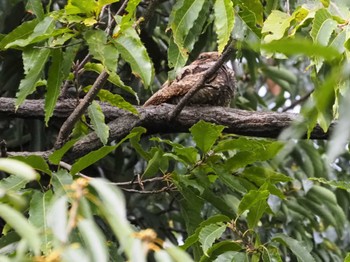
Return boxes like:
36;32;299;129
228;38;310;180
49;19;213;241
214;0;235;53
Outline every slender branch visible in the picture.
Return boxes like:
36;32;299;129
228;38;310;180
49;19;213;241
169;40;235;120
54;70;109;148
281;89;313;112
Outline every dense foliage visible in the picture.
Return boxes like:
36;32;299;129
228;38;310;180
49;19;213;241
0;0;350;261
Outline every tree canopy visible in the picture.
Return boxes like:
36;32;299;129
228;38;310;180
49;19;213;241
0;0;350;261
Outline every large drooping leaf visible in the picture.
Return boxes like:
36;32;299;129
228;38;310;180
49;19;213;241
113;26;154;88
170;0;206;56
78;219;108;262
0;204;41;255
168;0;210;78
88;101;110;145
16;47;50;108
213;0;234;53
89;178;144;262
190;120;225;154
45;39;79;124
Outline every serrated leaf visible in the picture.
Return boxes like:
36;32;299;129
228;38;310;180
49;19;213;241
0;203;41;255
214;0;234;53
262;10;291;43
10;155;51;175
51;170;73;196
190;120;225;154
0;19;39;50
6;16;55;48
71;127;146;174
310;8;332;42
237;4;261;38
120;0;141;30
199;223;227;256
84;29;118;72
88;101;109;145
0;175;28;191
113;26;154;87
182;214;231;250
246;196;268;228
78;219;108;262
65;0;97;16
238;189;269;215
16;47;50;108
168;0;210;78
45;40;79;124
170;0;205;56
96;89;138;115
309;177;350;190
142;148;165;178
272;234;316;262
84;62;139;101
239;0;263;26
0;158;39;181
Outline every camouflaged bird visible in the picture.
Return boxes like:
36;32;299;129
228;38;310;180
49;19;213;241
143;52;236;107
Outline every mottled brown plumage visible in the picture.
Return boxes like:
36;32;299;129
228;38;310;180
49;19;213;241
143;52;236;107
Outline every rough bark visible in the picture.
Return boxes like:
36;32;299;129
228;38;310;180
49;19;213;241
0;98;331;160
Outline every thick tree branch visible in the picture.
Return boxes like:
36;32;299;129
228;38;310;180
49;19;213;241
0;98;331;160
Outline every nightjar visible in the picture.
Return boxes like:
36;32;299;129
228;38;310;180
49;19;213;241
143;52;236;107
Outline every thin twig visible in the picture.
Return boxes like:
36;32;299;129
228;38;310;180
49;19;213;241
121;186;175;194
281;89;313;112
54;70;109;148
168;40;235;120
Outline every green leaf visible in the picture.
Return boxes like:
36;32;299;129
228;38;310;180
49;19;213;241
84;29;118;72
66;0;97;16
27;0;45;20
0;158;39;181
0;19;39;50
28;190;53;254
84;62;139;101
170;0;206;56
199;240;242;262
16;47;50;108
272;234;316;262
199;223;227;256
10;155;51;175
96;89;138;115
0;203;41;255
182;214;231;250
214;0;234;53
49;138;79;165
89;178;142;261
242;166;292;185
45;49;64;125
238;0;263;26
190;120;225;154
78;219;108;262
88;101;110;145
113;26;154;87
120;0;141;29
261;38;340;61
262;10;291;43
51;170;73;196
237;4;261;38
0;175;28;191
238;189;269;215
142;148;165;178
167;0;210;79
47;196;68;243
310;9;332;43
161;247;195;262
6;16;55;48
71;127;146;174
